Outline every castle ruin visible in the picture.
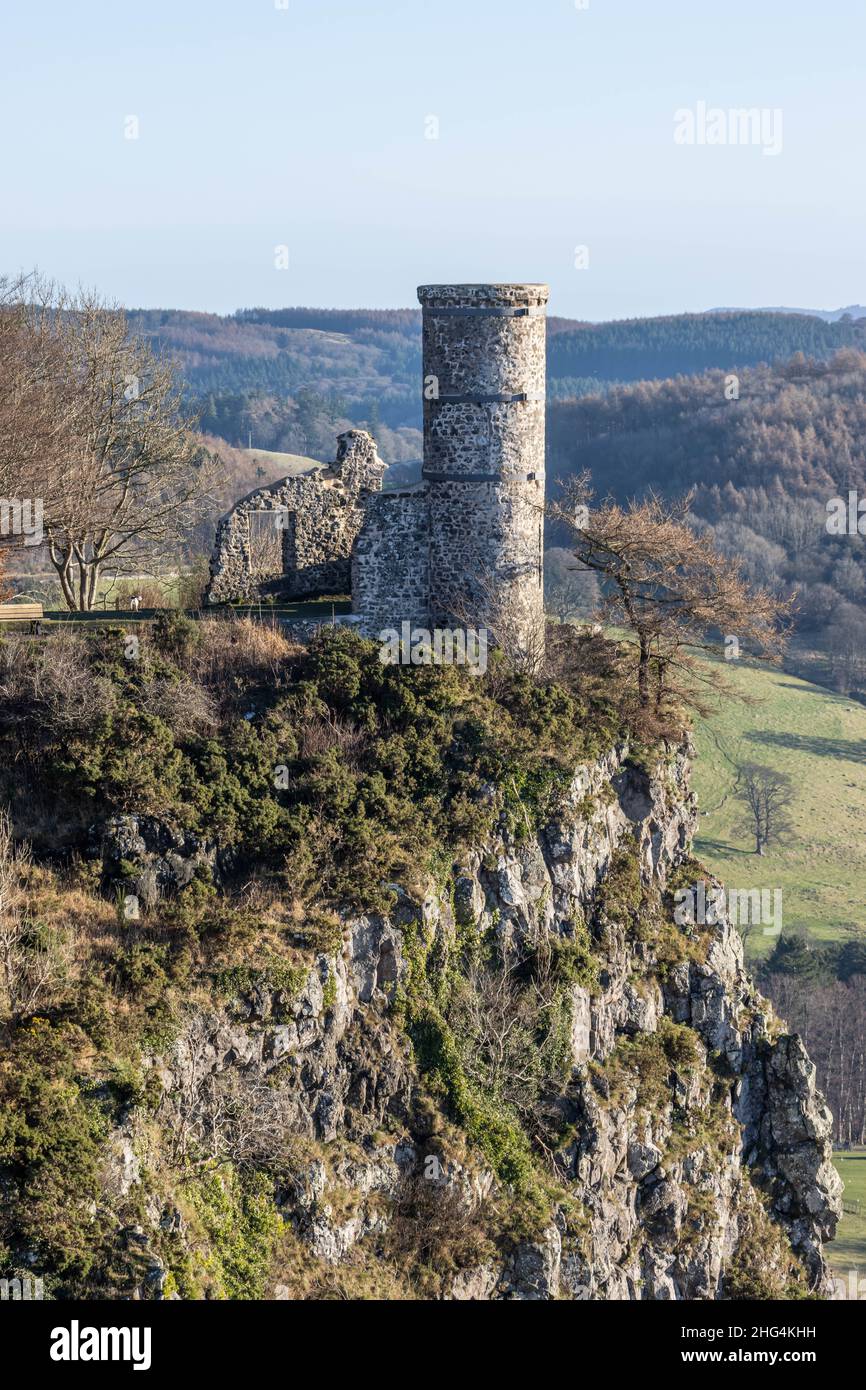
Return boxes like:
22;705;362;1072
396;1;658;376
206;429;386;605
207;283;548;662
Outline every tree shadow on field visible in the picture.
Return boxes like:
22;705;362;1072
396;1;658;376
777;682;833;693
694;836;753;859
746;731;866;764
777;681;858;704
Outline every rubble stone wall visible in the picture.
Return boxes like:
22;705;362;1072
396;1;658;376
206;430;385;604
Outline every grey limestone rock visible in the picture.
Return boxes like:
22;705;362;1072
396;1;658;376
95;737;839;1300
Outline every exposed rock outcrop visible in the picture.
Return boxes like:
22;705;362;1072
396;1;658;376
94;814;218;911
101;738;840;1300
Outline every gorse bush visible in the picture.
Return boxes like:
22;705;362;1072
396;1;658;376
184;1167;282;1301
0;1018;111;1281
0;622;626;911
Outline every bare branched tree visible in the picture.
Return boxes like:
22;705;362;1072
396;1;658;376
444;560;546;676
767;971;866;1146
0;275;72;509
0;629;112;766
1;277;223;609
447;942;570;1145
165;1030;299;1172
733;762;796;855
548;475;793;728
543;546;600;624
385;1168;494;1277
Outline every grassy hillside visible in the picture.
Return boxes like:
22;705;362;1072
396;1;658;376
691;659;866;958
829;1150;866;1286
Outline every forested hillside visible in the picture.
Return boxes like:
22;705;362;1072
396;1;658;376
548;311;866;394
127;306;866;465
547;350;866;693
126;308;425;464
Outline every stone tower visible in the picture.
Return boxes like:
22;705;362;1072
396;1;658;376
418;283;548;662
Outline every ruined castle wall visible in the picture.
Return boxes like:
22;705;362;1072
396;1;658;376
284;476;359;599
210;292;549;663
206;431;385;605
418;283;547;661
206;472;349;604
351;487;430;637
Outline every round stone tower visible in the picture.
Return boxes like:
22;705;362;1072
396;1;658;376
418;282;548;664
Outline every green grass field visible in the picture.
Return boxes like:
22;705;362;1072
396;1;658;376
691;664;866;1282
691;659;866;959
829;1150;866;1284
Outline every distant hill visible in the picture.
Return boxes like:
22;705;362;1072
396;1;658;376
547;347;866;501
127;306;424;435
547;348;866;696
546;311;866;395
712;305;866;323
128;306;866;463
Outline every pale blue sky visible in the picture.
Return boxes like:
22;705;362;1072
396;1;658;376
1;0;863;317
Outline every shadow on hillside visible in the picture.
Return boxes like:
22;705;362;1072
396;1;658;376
747;731;866;763
693;836;752;858
777;681;853;702
777;682;827;693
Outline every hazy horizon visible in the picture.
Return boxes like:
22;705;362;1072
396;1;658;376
119;299;864;321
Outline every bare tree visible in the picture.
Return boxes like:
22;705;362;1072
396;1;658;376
0;629;112;767
446;942;570;1144
548;476;792;727
0;276;64;503
0;276;77;596
1;278;222;609
766;971;866;1146
733;762;795;855
165;1035;299;1172
444;561;546;676
385;1168;494;1279
543;546;600;624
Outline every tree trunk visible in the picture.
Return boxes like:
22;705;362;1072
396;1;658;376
48;548;79;611
637;639;650;708
86;560;100;611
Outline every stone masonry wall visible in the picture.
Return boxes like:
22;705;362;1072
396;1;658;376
206;430;385;604
351;285;549;660
351;486;430;637
209;284;549;661
419;284;547;661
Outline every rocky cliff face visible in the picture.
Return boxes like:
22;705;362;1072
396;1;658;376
105;740;841;1300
